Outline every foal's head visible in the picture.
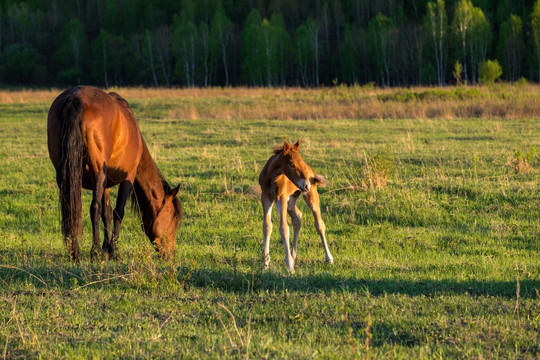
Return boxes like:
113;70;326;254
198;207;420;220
276;139;326;192
150;184;182;258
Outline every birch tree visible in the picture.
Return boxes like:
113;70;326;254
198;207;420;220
425;0;447;85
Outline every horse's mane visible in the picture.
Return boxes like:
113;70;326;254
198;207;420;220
109;92;137;122
130;158;183;230
273;146;283;154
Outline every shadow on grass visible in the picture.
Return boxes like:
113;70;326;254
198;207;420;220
184;266;538;298
1;252;537;299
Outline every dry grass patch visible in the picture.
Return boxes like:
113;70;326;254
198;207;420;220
1;85;539;120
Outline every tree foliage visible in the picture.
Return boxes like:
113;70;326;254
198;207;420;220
0;0;539;87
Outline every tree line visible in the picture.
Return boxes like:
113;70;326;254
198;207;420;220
1;0;540;88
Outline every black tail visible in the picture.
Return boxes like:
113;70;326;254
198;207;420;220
57;95;84;259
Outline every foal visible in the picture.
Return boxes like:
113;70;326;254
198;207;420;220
259;140;333;273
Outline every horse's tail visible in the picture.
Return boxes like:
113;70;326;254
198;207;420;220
56;94;84;258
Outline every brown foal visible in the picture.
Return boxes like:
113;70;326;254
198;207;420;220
258;139;333;273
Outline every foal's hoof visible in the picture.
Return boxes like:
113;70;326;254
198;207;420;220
90;248;106;261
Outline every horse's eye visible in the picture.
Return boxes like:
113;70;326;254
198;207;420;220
289;162;295;169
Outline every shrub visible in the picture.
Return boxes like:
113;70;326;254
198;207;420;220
479;60;503;85
510;146;538;174
360;150;394;190
453;61;463;85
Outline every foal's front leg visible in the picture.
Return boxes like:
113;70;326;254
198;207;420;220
287;194;302;262
277;195;295;273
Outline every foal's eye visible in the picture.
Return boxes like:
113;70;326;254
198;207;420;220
289;163;295;169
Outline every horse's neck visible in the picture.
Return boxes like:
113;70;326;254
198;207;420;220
133;140;165;223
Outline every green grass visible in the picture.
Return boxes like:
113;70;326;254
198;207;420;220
0;91;539;359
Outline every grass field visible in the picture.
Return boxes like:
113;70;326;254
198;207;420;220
0;86;539;359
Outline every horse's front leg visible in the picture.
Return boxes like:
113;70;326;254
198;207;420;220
277;195;295;273
261;194;274;269
303;189;333;265
101;188;113;253
90;170;107;260
103;180;132;260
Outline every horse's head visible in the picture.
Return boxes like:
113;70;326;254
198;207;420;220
279;139;326;192
150;185;182;258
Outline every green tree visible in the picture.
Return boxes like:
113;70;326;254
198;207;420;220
468;6;490;84
368;13;396;87
54;18;88;85
294;18;320;87
532;0;540;81
92;29;112;88
210;8;232;86
498;14;524;82
425;0;447;85
241;9;263;86
452;0;490;84
173;20;198;87
1;43;42;84
452;0;474;83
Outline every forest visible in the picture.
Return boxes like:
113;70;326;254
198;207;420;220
0;0;539;88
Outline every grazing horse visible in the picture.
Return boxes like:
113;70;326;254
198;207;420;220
259;139;333;273
47;86;182;261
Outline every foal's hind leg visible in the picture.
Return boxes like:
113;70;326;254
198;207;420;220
287;193;302;262
261;194;274;269
303;189;333;264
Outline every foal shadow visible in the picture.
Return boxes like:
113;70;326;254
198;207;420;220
1;248;538;299
181;266;540;299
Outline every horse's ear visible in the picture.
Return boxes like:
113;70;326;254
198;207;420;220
310;174;326;187
282;141;291;155
169;185;180;198
292;138;301;152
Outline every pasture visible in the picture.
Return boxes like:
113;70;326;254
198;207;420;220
0;86;539;359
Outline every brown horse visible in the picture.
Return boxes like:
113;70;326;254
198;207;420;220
47;86;182;261
259;139;333;273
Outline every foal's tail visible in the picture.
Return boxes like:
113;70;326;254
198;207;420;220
56;94;84;258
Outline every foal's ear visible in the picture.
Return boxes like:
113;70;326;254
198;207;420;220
310;174;327;187
292;138;301;152
169;185;180;198
282;141;291;155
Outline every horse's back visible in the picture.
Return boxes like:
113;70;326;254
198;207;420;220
48;86;143;188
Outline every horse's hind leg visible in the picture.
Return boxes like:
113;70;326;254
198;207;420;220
90;170;107;260
287;194;302;262
303;189;333;265
104;181;132;260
